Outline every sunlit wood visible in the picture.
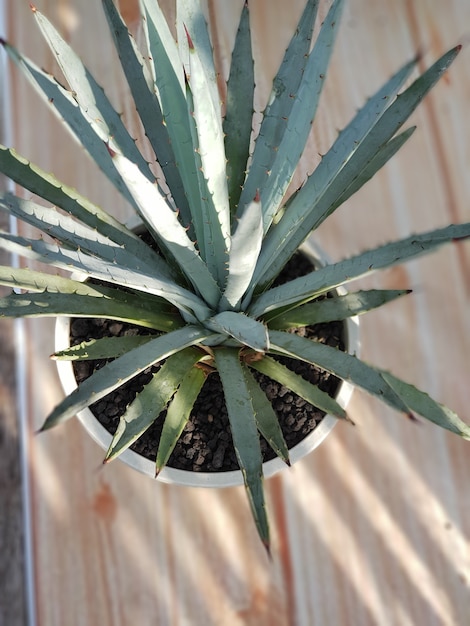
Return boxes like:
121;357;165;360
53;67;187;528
4;1;470;623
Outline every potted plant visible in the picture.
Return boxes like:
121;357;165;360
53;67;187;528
0;0;469;550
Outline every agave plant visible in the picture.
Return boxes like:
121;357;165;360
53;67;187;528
0;0;469;549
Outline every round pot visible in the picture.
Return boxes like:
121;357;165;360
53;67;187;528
55;238;360;488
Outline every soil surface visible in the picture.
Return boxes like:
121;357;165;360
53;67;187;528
72;253;345;472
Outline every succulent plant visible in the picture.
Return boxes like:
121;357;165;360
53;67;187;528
1;0;469;549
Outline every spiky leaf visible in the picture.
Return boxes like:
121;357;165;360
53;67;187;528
41;326;213;430
214;348;270;550
381;372;470;439
224;2;254;212
156;365;207;474
266;289;411;329
105;348;204;461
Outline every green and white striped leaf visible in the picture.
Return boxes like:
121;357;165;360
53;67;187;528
0;147;168;274
177;0;218;111
101;0;190;221
0;265;181;332
268;330;410;414
266;289;411;329
0;290;180;332
237;0;318;217
224;1;254;212
105;348;204;462
184;82;227;280
140;0;202;239
33;7;153;182
53;335;157;361
108;149;221;309
41;326;212;430
1;41;135;207
0;193;161;275
243;365;289;463
249;223;470;318
207;311;269;352
0;265;90;294
186;27;230;282
214;348;270;550
241;0;342;232
140;0;183;90
250;355;348;420
220;197;263;311
156;365;207;474
0;230;212;321
381;371;470;439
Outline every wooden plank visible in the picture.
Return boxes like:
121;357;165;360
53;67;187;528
0;5;27;619
3;1;470;624
0;211;27;626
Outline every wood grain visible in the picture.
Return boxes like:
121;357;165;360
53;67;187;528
3;1;470;624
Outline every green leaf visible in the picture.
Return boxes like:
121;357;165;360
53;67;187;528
266;289;411;329
101;0;190;222
0;229;212;322
214;348;270;550
140;0;202;241
258;0;344;233
1;41;136;207
185;27;230;285
0;265;94;293
381;372;470;439
220;197;263;311
253;53;422;289
237;0;319;218
250;355;347;420
243;365;289;464
184;82;228;283
249;223;470;318
268;330;410;414
0;290;181;332
0;193;162;276
107;149;222;309
33;8;153;182
156;365;207;474
224;1;254;212
52;335;156;361
207;311;269;352
140;0;184;91
105;348;204;462
329;127;417;212
40;325;212;431
177;0;218;111
0;146;168;274
0;264;180;314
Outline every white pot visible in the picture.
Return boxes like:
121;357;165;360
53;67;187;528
55;238;360;488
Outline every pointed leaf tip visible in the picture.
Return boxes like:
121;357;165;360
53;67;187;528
30;3;37;12
263;539;272;559
105;142;117;158
184;25;194;50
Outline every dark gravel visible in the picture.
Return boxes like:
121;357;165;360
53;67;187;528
71;252;344;472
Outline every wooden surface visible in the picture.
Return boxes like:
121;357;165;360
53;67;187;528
0;206;26;626
3;0;470;624
0;26;26;624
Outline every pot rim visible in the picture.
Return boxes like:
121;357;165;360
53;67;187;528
55;237;360;488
